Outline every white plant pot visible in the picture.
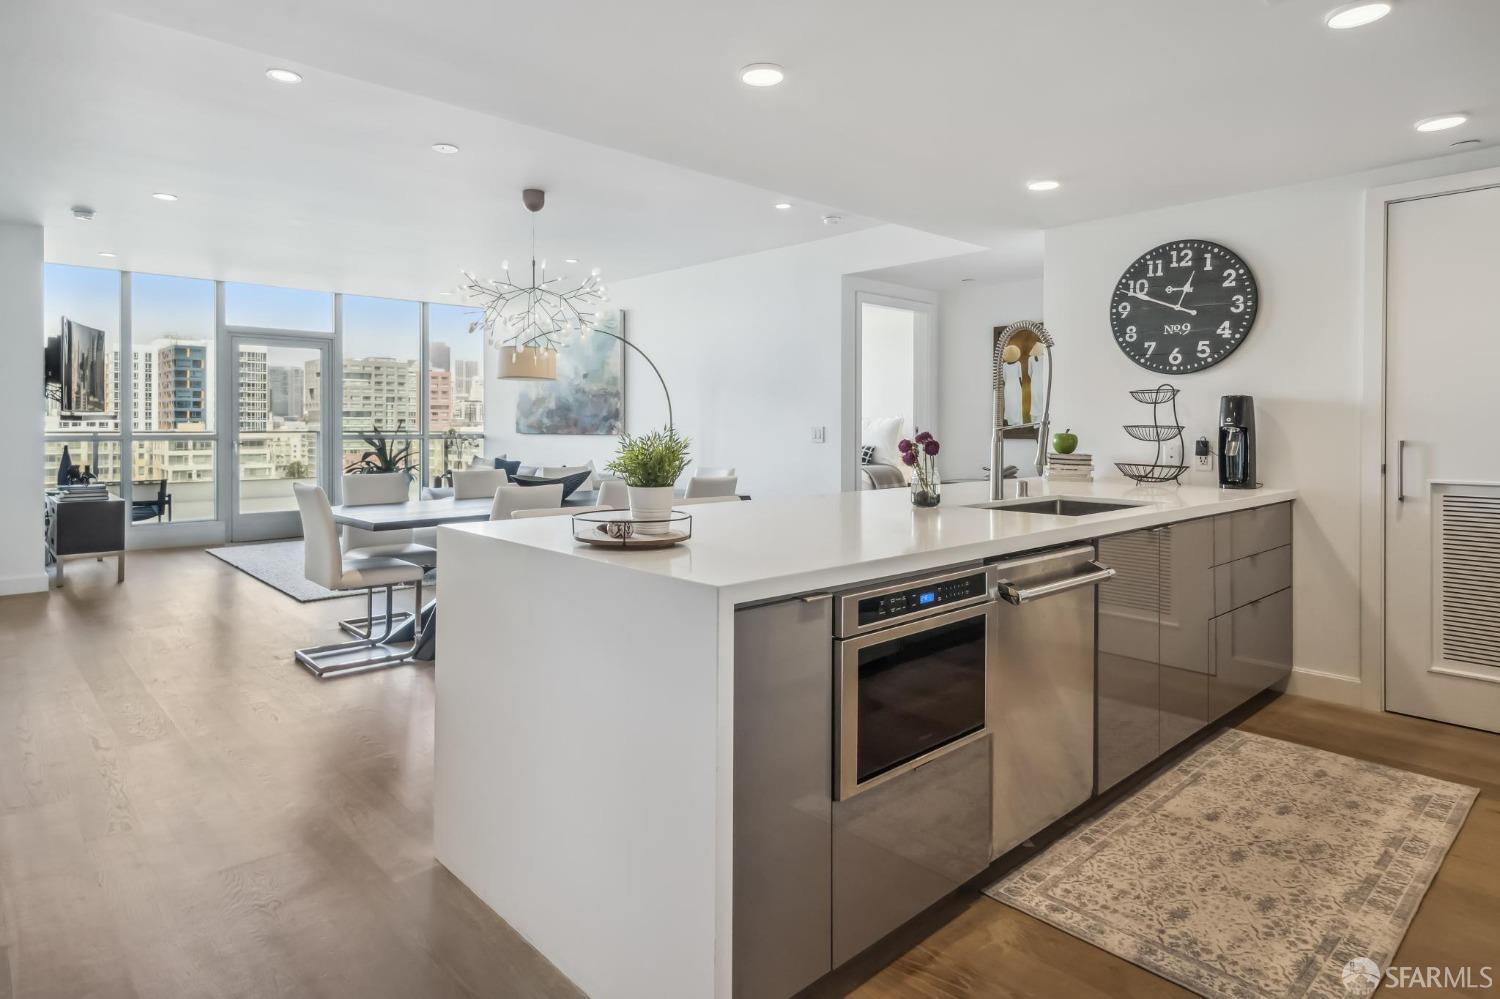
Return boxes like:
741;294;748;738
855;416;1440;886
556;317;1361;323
628;485;676;535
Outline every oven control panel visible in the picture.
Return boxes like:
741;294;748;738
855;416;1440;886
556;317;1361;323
855;570;988;628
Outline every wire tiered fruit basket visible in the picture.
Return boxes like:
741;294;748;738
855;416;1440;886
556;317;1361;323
1116;384;1189;484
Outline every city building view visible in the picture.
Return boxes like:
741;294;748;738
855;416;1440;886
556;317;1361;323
44;268;484;522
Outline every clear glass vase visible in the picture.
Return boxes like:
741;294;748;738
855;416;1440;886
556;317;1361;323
910;460;941;507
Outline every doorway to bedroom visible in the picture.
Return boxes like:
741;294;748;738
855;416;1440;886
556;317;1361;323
857;295;935;490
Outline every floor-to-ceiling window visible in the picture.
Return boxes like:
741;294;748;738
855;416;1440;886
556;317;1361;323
341;295;421;496
42;266;487;539
131;273;217;521
43;264;122;490
426;303;486;484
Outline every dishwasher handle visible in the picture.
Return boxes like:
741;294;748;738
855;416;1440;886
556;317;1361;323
996;561;1115;605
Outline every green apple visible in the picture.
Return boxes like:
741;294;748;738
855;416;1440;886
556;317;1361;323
1052;428;1078;455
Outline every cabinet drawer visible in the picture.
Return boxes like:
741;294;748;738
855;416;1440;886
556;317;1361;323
1214;545;1292;616
1209;587;1293;720
1213;503;1292;564
832;736;991;966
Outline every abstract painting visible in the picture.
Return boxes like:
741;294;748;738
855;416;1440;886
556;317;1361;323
516;311;626;435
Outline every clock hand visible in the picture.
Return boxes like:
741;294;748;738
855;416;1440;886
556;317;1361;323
1170;270;1197;310
1128;289;1198;316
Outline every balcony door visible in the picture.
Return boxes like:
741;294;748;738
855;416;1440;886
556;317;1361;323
228;333;333;541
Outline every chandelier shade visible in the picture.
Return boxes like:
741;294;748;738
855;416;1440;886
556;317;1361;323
497;344;558;380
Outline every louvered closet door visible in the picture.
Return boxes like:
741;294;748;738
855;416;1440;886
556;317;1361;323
1386;184;1500;732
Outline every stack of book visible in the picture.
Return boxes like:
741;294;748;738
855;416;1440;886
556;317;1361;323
1045;452;1094;481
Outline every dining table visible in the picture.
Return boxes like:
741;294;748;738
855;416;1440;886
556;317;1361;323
325;489;610;659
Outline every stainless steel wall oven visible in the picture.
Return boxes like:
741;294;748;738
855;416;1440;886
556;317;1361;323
833;565;997;800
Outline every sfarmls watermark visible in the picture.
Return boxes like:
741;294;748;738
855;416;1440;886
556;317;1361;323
1342;957;1495;993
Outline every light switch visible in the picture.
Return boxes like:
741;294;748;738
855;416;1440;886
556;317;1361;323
810;426;826;444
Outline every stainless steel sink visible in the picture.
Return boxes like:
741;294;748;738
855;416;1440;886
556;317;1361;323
967;496;1146;516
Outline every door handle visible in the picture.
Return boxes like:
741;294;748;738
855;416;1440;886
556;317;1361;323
997;562;1116;605
1396;439;1407;503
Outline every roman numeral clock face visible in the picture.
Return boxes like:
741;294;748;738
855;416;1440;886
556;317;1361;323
1109;239;1258;373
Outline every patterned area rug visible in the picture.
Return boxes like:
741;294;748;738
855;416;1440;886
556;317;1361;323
986;730;1477;998
206;541;422;602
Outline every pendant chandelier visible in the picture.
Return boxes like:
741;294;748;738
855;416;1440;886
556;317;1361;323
462;188;608;380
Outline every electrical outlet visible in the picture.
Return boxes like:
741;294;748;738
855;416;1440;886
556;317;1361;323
810;426;826;444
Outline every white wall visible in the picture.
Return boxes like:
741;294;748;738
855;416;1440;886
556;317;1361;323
1042;147;1500;705
934;278;1044;480
859;303;916;432
0;222;46;595
484;225;979;498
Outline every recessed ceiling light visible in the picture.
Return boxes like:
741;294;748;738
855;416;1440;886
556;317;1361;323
1324;2;1392;29
564;258;579;264
431;142;460;155
265;68;303;83
97;252;117;259
773;202;793;211
740;63;785;87
822;214;843;225
71;206;95;222
1027;179;1061;192
151;192;178;201
1415;114;1468;133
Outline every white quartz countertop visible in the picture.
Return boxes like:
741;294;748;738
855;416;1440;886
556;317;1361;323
444;478;1296;602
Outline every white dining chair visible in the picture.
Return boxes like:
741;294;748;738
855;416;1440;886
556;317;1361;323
293;483;427;679
675;495;743;506
510;504;613;520
338;472;434;638
490;483;564;520
596;478;629;509
694;466;736;478
684;474;739;499
340;472;436;566
452;467;510;500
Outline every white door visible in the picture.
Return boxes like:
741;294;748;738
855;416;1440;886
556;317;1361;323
228;334;333;541
1385;184;1500;732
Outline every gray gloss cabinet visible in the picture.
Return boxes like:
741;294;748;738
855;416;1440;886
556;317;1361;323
1210;587;1293;720
1158;518;1216;751
1097;511;1280;792
831;735;992;966
732;596;832;999
1097;530;1162;791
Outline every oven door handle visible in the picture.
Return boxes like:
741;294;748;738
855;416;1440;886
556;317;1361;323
996;561;1115;605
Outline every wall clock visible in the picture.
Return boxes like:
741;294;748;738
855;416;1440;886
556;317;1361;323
1109;239;1258;373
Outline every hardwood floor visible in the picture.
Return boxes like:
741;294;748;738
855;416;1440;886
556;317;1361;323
0;549;580;999
2;548;1497;998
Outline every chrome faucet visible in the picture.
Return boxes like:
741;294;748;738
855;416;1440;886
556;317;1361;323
989;321;1054;501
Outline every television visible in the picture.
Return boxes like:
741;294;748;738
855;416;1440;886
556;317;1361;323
44;318;108;414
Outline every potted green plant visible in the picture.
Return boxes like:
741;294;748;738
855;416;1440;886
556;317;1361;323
344;421;415;479
605;427;692;534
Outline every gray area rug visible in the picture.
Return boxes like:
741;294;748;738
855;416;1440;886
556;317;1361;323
206;540;420;602
986;729;1477;999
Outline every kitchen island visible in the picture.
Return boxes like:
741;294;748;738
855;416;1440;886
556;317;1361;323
433;478;1296;999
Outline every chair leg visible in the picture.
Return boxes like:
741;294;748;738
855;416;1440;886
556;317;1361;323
295;584;421;679
337;585;415;639
117;552;125;583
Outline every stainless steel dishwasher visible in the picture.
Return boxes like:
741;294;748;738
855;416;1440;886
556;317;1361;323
987;544;1115;857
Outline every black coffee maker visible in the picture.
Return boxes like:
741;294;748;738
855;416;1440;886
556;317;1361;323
1218;395;1257;489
